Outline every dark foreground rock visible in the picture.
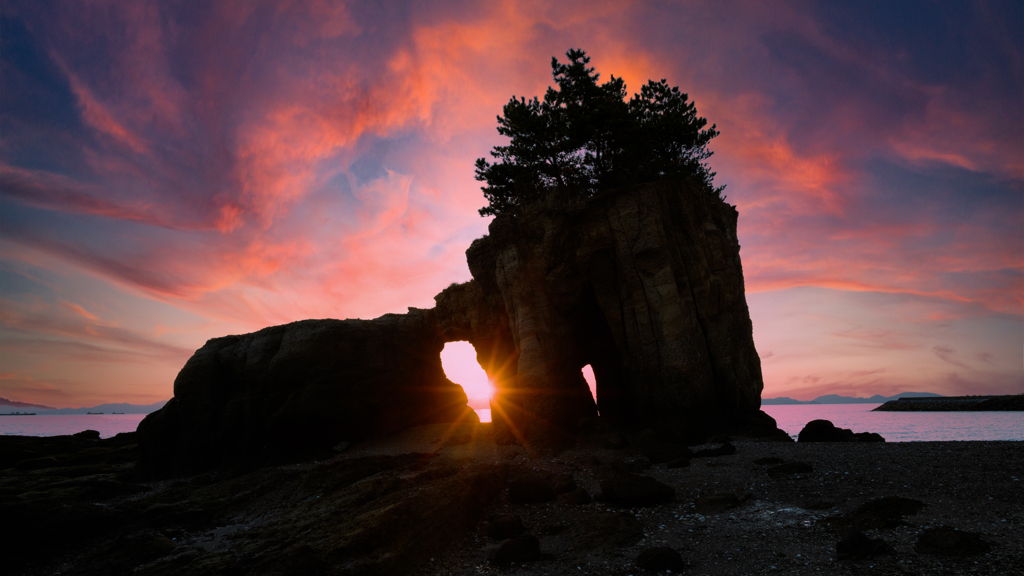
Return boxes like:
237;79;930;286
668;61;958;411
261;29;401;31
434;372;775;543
694;491;752;514
836;530;893;560
798;419;885;443
599;473;675;506
569;512;644;550
915;526;992;556
826;497;926;531
9;429;1022;576
485;513;525;540
486;534;541;564
636;546;686;572
508;471;557;504
767;461;814;478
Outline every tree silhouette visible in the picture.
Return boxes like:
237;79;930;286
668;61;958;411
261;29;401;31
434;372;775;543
476;49;723;217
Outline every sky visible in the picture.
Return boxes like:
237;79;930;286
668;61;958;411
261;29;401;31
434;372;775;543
0;0;1021;409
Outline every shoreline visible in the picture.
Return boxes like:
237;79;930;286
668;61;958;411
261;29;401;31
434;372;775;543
2;424;1021;575
5;406;1024;443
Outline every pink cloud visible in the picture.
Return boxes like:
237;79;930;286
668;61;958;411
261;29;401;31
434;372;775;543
1;1;1019;408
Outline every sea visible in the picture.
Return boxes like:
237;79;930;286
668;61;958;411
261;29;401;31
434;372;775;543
2;404;1022;441
477;405;1024;442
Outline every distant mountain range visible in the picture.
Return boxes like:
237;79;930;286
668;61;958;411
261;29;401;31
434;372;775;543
0;397;56;410
762;392;943;405
0;399;168;414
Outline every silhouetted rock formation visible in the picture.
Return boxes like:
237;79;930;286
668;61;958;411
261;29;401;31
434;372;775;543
438;180;780;447
139;178;783;476
798;419;885;443
137;312;476;478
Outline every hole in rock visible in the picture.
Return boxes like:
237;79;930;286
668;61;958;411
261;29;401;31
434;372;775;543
440;341;494;421
582;364;598;415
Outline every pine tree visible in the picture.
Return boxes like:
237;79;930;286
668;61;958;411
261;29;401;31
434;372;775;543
476;49;723;217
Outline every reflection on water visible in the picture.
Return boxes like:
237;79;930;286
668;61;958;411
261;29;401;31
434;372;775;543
762;403;1024;442
1;414;147;438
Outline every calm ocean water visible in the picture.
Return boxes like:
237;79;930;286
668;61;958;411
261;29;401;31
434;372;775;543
476;404;1024;442
0;414;147;438
3;405;1021;442
762;403;1024;442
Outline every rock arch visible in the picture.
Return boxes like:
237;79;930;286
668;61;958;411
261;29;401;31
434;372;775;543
432;179;776;448
138;180;783;477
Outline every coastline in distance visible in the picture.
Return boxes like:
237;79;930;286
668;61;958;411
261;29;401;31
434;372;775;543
762;392;943;405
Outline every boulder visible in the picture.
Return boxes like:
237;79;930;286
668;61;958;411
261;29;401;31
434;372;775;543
569;512;644;550
836;530;893;561
547;472;577;494
767;462;814;479
508;472;557;504
692;442;737;457
639;443;693;464
600;473;675;506
560;487;592;505
485;513;525;540
636;547;686;572
694;491;752;514
915;526;991;556
798;420;885;443
137;312;477;478
486;534;541;564
828;497;926;531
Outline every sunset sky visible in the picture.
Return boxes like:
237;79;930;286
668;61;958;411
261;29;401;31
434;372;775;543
1;1;1021;409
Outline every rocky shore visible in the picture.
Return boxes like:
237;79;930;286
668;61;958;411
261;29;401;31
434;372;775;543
3;425;1021;576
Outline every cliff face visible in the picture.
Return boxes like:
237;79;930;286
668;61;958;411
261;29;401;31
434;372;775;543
442;180;773;447
137;312;476;478
138;178;778;477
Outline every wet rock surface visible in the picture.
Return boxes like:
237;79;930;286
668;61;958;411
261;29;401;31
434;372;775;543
6;427;1023;576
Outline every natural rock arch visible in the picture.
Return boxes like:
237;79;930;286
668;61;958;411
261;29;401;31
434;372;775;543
434;179;774;447
137;179;782;477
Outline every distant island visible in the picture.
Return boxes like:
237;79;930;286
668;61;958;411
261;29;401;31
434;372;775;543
0;399;168;415
761;392;943;405
874;395;1024;412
